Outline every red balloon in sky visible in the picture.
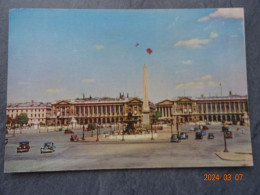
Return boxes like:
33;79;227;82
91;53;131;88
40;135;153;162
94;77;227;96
146;48;152;55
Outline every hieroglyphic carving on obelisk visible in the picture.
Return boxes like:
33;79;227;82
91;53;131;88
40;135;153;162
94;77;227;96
142;65;150;125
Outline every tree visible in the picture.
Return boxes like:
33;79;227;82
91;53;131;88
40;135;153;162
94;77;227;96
6;115;12;126
16;113;29;127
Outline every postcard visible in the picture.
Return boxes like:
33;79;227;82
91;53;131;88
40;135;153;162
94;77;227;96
5;8;252;172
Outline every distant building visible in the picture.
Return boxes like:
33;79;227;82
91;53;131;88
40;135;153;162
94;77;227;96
49;94;155;126
156;94;249;124
6;100;52;125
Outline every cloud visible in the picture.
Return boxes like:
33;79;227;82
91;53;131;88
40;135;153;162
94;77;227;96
176;74;221;89
46;88;61;93
174;31;218;49
82;78;94;83
17;81;28;86
94;44;104;50
181;60;192;65
209;31;218;39
198;8;244;22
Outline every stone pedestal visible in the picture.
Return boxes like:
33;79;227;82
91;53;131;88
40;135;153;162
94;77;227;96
142;113;150;127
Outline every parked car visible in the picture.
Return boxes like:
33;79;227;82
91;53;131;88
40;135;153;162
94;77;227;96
40;142;56;153
201;129;206;136
195;132;203;139
64;129;74;134
171;134;181;142
17;141;30;153
190;127;194;131
5;138;8;145
225;131;233;138
194;127;199;131
208;133;214;139
179;132;188;139
203;126;209;130
70;135;79;142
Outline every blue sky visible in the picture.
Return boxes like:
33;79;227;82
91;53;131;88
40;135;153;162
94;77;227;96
8;8;247;103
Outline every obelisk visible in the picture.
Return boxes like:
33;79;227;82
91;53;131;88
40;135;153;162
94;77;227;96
142;65;150;126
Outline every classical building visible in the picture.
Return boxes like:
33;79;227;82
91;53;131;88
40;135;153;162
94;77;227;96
6;100;52;125
49;95;155;126
156;93;249;124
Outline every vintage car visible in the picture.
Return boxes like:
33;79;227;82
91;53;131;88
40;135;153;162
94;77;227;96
171;134;181;143
201;129;206;136
179;132;188;139
40;142;56;153
70;135;79;142
203;126;209;130
195;132;203;139
17;141;30;153
225;131;233;138
208;133;215;139
64;129;74;134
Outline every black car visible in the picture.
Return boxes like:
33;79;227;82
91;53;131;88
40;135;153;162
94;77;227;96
208;133;214;139
195;132;203;139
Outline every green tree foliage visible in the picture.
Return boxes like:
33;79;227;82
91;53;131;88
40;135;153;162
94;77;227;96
16;113;29;127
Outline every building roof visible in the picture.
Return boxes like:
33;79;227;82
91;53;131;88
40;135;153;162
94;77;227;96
7;102;51;108
54;97;131;105
157;95;248;105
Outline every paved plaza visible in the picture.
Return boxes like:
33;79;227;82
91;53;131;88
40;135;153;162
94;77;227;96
4;124;253;172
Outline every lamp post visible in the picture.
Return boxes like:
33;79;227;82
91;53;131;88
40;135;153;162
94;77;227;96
82;124;85;141
96;125;99;142
223;123;228;152
122;124;125;141
151;123;154;140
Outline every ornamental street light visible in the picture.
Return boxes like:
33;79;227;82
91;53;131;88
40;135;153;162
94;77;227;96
82;124;85;140
96;125;99;142
170;114;173;135
122;125;125;141
151;123;154;140
223;123;229;152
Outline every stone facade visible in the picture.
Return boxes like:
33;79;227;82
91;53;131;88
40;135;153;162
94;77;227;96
6;101;52;125
156;94;249;124
49;97;155;126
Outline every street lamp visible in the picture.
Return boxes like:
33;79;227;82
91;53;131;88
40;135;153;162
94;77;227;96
122;125;125;141
96;125;99;142
223;123;228;152
82;124;85;140
151;123;154;140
